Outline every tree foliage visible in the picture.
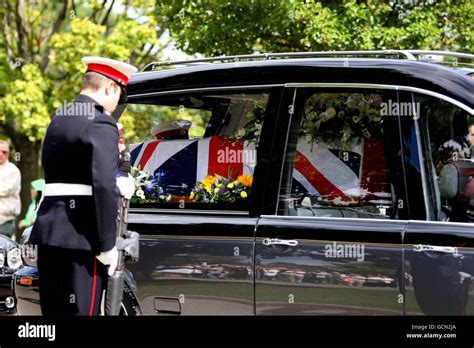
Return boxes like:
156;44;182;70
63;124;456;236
0;1;163;142
158;0;474;56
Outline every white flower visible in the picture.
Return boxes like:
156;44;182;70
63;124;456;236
442;140;462;151
136;189;145;199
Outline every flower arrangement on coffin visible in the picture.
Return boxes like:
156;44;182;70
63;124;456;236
301;93;384;150
227;103;266;144
190;175;253;203
130;166;171;204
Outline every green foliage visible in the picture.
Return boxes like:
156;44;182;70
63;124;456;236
157;0;304;55
159;0;474;55
0;1;162;142
0;64;50;141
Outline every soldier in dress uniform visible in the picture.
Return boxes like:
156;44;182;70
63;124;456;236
30;57;137;315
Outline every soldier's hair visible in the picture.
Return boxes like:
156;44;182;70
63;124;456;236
81;71;112;91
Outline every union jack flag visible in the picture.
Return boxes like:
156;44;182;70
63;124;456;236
130;136;256;196
293;137;391;204
130;135;391;204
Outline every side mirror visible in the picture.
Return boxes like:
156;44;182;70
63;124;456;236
439;161;474;205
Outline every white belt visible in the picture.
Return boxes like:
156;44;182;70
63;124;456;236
43;183;93;196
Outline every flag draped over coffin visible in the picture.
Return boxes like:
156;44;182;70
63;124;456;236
130;135;391;205
130;136;256;196
292;137;391;205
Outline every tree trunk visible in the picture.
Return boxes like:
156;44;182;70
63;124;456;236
11;135;41;241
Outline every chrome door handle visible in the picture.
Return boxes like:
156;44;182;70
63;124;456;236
263;238;299;247
413;244;458;255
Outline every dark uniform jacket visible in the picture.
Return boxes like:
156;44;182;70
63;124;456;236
30;95;119;253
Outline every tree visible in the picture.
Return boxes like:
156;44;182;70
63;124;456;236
0;0;163;239
157;0;473;56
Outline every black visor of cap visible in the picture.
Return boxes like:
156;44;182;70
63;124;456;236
117;83;128;104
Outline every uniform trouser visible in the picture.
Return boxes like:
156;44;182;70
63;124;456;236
37;245;107;316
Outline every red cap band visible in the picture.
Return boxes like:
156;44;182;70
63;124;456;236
154;129;189;139
86;63;129;86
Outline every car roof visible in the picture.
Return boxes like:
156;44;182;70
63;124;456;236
128;58;473;112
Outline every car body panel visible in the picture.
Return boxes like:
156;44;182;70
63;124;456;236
127;214;257;315
255;216;405;315
404;220;474;315
12;266;40;315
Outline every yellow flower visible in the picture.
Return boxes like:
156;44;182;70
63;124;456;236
189;191;195;199
227;183;234;189
214;188;219;193
202;175;216;189
240;191;248;198
237;175;253;187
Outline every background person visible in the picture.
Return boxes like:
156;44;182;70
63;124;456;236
468;122;474;158
18;179;45;230
0;140;21;238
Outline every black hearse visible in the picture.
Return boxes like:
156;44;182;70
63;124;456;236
14;50;474;315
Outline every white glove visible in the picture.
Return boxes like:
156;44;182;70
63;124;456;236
97;246;119;276
116;175;135;200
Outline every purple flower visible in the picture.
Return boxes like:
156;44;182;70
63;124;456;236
155;171;165;181
218;185;227;195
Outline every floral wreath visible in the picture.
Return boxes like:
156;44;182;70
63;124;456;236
300;93;384;150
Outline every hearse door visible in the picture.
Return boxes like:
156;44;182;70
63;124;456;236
127;213;258;315
255;86;408;315
125;87;284;315
401;91;474;315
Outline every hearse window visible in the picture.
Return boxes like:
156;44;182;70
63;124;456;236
278;89;398;219
416;94;474;223
121;90;269;211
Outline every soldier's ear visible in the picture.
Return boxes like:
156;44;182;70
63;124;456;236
104;81;112;95
104;80;116;96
